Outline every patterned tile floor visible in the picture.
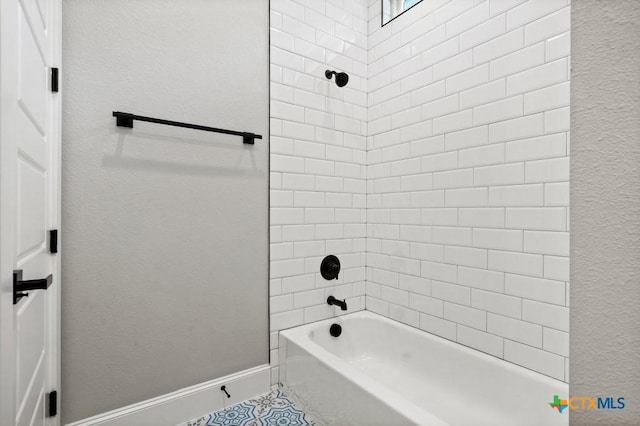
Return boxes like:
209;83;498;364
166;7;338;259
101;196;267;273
181;388;315;426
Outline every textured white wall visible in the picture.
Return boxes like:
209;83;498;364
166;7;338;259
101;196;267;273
570;0;640;423
365;0;570;381
269;0;369;384
62;1;269;422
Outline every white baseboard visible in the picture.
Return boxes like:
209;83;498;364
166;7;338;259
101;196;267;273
66;364;271;426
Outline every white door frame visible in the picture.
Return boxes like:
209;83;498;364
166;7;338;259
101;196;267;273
0;0;62;423
48;0;63;424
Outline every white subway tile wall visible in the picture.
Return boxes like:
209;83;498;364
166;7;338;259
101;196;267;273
270;0;369;384
270;0;570;384
366;0;569;382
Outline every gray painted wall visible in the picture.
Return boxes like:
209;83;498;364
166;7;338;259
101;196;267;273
61;1;269;422
570;0;640;424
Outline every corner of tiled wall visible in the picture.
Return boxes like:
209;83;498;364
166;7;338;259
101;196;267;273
269;0;371;384
270;0;570;385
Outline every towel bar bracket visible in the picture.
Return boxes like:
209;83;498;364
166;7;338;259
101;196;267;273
116;115;134;128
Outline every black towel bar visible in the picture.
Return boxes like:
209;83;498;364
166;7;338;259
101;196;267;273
112;111;262;145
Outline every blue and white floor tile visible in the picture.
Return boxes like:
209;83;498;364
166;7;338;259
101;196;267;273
181;388;315;426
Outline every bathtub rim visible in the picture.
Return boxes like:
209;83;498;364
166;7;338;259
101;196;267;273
282;310;568;389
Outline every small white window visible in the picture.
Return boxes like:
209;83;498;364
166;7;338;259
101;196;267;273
382;0;423;26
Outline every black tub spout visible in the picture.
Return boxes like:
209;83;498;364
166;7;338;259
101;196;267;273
327;296;347;311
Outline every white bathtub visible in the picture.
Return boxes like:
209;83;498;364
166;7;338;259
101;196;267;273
279;311;568;426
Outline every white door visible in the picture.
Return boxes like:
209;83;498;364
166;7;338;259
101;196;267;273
0;0;61;424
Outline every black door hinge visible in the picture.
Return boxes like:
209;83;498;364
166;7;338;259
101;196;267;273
51;68;59;93
48;390;57;417
49;229;58;254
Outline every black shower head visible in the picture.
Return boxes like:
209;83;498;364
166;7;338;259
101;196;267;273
325;70;349;87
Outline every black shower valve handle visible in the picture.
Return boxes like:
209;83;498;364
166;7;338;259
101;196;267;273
320;255;341;280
